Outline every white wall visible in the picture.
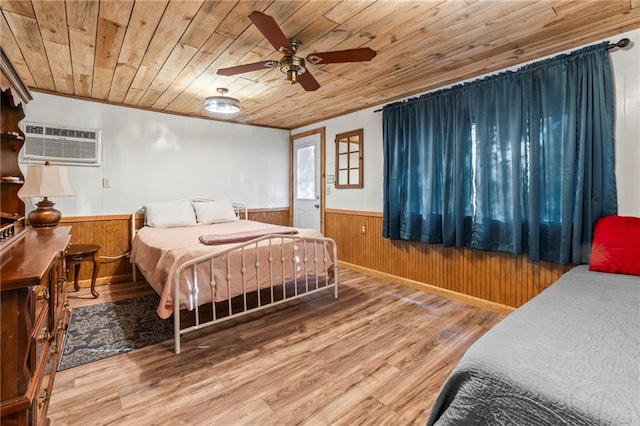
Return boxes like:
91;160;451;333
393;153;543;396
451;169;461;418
305;106;383;213
23;94;290;215
294;28;640;217
612;29;640;216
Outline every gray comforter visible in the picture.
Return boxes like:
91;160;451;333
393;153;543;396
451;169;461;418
427;266;640;425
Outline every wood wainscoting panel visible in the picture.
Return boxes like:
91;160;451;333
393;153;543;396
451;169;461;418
247;207;290;226
324;210;571;311
60;215;134;286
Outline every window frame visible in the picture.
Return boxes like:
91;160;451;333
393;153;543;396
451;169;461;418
334;129;363;189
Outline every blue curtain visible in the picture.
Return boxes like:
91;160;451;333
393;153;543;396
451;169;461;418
382;43;617;265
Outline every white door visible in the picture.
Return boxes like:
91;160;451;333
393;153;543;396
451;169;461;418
293;134;321;230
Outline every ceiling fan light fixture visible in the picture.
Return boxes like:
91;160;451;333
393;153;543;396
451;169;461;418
279;55;306;85
286;69;298;84
204;88;240;114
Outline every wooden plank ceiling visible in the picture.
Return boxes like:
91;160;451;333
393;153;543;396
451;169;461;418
2;0;639;130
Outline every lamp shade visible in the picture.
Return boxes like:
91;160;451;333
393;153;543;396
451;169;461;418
18;163;76;199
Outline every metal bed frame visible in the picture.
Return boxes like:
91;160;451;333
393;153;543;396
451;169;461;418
131;198;338;354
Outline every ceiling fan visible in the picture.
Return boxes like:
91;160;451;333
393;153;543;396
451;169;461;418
216;11;377;91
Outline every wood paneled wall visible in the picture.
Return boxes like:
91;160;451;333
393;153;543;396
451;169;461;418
60;214;135;286
60;207;567;314
60;207;290;287
324;209;571;314
247;208;289;226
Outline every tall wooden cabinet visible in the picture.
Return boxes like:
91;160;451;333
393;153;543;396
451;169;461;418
1;48;71;425
1;48;30;222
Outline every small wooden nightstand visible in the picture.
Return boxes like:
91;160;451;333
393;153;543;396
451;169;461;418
66;243;101;298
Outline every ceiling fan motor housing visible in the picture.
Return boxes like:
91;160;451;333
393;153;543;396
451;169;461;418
279;55;306;84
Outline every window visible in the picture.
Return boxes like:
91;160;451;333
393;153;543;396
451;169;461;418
335;129;363;189
382;42;617;265
296;144;316;200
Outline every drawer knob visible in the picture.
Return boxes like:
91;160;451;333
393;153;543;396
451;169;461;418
37;287;50;303
63;300;70;310
37;327;51;343
37;388;49;407
57;319;67;332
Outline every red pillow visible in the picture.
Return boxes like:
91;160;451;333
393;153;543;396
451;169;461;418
589;215;640;276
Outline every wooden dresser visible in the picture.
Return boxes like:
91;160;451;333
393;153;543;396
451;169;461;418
1;46;71;425
1;226;71;425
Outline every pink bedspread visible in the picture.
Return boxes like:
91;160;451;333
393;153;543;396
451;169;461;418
131;220;333;319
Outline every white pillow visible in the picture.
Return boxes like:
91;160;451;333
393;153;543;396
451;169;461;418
145;200;197;227
192;199;238;224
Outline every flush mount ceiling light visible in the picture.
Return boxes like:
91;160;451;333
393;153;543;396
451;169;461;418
204;88;240;114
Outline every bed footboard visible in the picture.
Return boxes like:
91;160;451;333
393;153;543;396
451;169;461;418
172;234;337;354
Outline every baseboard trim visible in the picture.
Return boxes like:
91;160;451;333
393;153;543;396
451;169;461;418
338;260;515;316
69;274;133;288
72;262;516;315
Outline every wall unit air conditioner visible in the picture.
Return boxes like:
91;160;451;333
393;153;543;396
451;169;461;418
20;122;101;166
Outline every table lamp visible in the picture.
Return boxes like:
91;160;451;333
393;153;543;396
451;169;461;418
17;161;75;228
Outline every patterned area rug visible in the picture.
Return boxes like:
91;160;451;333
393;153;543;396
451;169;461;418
58;294;173;371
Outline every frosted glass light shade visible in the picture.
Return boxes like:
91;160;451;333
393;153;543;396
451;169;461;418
204;87;240;114
18;164;76;199
204;96;241;114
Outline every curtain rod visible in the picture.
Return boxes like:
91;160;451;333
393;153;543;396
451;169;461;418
374;38;632;113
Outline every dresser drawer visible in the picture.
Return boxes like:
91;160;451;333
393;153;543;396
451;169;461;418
38;304;68;424
34;348;55;426
51;300;70;373
28;307;56;425
31;303;51;376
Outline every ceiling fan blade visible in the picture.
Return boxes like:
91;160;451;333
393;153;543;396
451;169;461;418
217;60;278;76
298;70;320;92
249;11;294;53
306;47;377;65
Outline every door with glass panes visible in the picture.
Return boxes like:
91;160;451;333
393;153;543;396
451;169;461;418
293;134;320;230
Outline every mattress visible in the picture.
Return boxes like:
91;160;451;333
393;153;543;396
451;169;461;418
131;220;333;319
427;266;640;425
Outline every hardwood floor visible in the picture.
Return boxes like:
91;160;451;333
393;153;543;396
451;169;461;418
50;268;503;425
